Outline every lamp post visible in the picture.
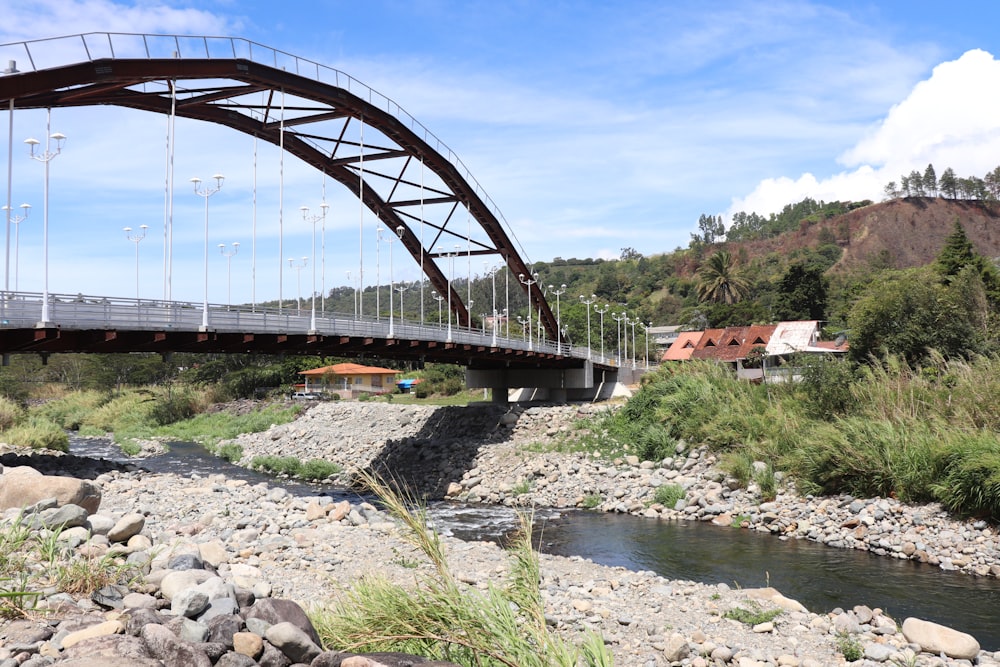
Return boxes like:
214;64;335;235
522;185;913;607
347;270;357;319
548;283;566;355
301;203;327;331
395;283;408;322
516;315;528;340
375;226;383;320
518;271;539;351
629;317;638;369
431;290;444;326
191;173;224;331
288;256;307;315
645;321;652;369
123;224;148;301
486;262;498;347
218;241;239;308
612;311;626;366
25;111;66;327
1;203;29;291
438;245;460;342
580;294;596;360
594;304;609;363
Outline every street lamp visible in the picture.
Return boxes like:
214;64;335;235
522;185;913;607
1;203;29;291
376;226;383;320
438;245;460;342
123;224;148;301
396;283;408;322
486;262;499;347
644;321;652;369
218;241;239;308
518;271;539;351
612;311;626;366
191;173;224;331
288;256;307;315
347;270;357;319
516;315;528;339
629;316;638;369
594;303;609;363
549;283;566;355
301;203;327;331
580;294;596;360
431;290;444;326
25;111;66;327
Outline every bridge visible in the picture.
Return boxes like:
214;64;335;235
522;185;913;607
0;33;624;401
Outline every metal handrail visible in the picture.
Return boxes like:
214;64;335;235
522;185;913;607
0;291;584;360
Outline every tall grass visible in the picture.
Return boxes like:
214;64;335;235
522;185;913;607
312;473;611;666
602;354;1000;519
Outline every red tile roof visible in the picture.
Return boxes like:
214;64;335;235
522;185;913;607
662;331;703;361
299;363;398;376
691;325;775;362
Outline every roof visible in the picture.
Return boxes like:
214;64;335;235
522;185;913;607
299;363;399;376
765;321;820;356
691;325;775;362
662;331;703;361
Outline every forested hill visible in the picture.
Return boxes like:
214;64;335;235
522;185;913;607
734;197;1000;273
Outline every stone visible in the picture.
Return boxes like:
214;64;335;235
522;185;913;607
264;621;322;664
60;620;124;649
864;643;895;662
172;588;210;618
159;569;215;600
901;617;980;660
744;587;807;613
245;598;321;645
168;553;205;571
35;504;90;529
107;513;145;543
180;619;211;643
140;622;212;667
216;652;259;667
663;633;689;662
0;467;101;514
199;540;229;567
85;513;115;536
233;632;264;659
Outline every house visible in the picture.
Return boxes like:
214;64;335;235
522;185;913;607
661;330;703;361
298;362;399;397
691;324;776;381
763;320;849;383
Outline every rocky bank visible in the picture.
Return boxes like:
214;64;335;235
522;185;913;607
0;400;994;666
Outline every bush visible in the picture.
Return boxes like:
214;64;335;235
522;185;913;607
298;459;342;481
216;443;243;464
3;418;69;452
148;392;198;426
33;390;107;430
250;455;302;477
0;397;23;431
653;483;684;508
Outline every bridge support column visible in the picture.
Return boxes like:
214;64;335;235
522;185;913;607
467;360;596;404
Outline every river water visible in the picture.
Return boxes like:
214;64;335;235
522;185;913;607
71;437;1000;650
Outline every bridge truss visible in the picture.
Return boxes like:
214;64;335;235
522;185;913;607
0;32;562;342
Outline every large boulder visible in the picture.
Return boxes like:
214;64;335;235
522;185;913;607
0;466;101;514
901;617;981;660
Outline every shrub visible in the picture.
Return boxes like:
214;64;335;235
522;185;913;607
216;443;243;464
0;398;23;431
2;418;69;452
148;392;198;426
653;483;685;508
723;602;782;625
33;390;107;430
250;455;302;477
582;494;602;509
298;459;342;481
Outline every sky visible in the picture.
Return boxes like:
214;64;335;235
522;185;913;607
3;0;1000;308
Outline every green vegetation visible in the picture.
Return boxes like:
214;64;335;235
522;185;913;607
2;418;69;452
249;455;342;481
582;494;602;509
652;484;685;509
310;473;612;667
722;602;782;626
600;355;1000;520
836;632;864;662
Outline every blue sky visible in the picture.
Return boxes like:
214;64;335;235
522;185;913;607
3;0;1000;308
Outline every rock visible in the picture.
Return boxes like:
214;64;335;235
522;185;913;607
233;632;264;659
264;621;322;664
35;504;90;529
140;622;213;667
901;617;980;660
159;570;215;600
744;587;807;613
663;633;689;662
0;467;101;514
171;588;210;618
245;598;321;646
60;620;124;649
107;513;145;543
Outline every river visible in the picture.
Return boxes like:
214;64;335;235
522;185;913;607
71;437;1000;650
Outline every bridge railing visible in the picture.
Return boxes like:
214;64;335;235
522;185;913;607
0;32;532;268
0;291;583;360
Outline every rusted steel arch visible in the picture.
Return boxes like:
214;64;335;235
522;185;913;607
0;47;562;341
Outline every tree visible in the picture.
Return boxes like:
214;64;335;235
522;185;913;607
936;219;976;277
848;268;979;364
883;181;900;200
939;167;958;198
695;250;750;305
696;214;725;244
773;262;828;321
922;163;937;196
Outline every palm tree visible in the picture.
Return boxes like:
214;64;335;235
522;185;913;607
696;250;750;304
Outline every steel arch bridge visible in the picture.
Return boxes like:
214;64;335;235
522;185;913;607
0;32;562;343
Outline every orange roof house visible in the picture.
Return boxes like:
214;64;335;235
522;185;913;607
692;325;775;363
299;363;399;394
662;331;703;361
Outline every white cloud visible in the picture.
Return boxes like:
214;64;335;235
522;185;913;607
728;49;1000;218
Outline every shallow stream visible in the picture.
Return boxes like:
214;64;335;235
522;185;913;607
71;437;1000;650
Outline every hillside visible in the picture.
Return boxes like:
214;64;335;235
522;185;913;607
735;197;1000;272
